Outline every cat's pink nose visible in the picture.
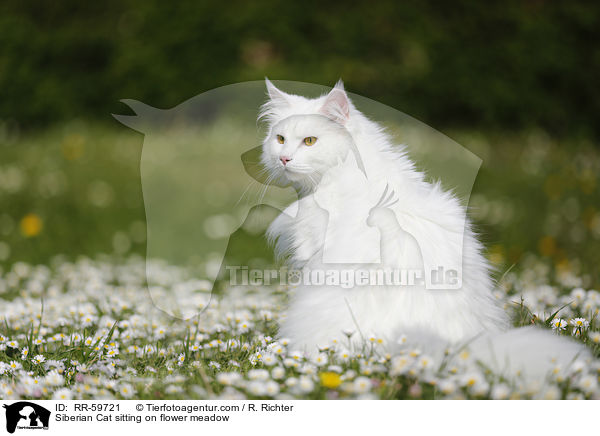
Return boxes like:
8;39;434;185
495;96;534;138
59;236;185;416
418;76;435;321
279;156;292;166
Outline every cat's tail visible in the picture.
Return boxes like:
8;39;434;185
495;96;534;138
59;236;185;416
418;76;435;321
465;326;590;380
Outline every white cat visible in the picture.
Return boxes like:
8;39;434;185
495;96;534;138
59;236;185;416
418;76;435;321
260;79;588;379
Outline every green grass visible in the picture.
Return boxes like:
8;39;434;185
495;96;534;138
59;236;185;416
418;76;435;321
0;122;599;399
1;122;598;284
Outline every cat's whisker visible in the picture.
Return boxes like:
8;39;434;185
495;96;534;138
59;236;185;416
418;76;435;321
257;177;271;205
237;162;274;206
235;179;258;207
257;172;277;205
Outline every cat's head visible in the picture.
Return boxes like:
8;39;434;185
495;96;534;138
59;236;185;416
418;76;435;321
260;80;359;191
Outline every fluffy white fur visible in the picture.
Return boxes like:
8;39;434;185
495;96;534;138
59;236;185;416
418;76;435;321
260;79;589;379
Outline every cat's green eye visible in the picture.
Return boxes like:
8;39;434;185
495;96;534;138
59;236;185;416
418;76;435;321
276;135;285;144
304;136;317;146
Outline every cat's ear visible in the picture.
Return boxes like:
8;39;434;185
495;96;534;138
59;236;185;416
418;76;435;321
320;81;350;125
333;79;346;92
265;78;291;106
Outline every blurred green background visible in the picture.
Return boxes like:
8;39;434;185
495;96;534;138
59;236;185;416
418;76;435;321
0;1;598;287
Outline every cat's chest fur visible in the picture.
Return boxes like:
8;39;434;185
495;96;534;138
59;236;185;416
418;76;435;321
270;189;382;267
268;194;328;268
269;184;508;353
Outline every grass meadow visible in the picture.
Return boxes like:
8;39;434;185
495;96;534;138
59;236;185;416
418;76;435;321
0;120;599;399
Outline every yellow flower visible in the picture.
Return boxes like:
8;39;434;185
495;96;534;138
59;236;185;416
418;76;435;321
20;213;43;237
319;372;342;389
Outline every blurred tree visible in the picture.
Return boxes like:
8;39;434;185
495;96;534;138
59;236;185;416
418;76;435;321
0;0;598;136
